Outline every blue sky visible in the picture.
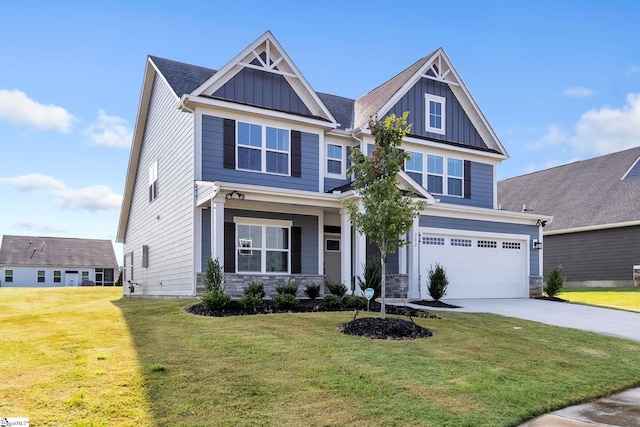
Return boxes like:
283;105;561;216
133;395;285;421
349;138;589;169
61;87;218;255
1;1;639;265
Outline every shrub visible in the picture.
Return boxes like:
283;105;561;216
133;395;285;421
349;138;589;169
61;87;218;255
342;294;367;309
304;283;321;300
240;281;265;311
357;259;382;298
325;280;347;297
324;294;343;308
201;290;231;311
273;293;299;310
544;265;566;298
428;263;449;301
276;279;299;296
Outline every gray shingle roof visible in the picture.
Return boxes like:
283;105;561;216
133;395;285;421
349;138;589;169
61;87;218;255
317;93;354;130
0;235;119;268
149;55;216;97
498;147;640;232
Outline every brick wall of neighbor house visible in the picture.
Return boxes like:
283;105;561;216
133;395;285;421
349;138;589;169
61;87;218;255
544;226;640;287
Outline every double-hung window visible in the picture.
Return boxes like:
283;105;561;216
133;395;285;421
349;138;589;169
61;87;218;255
148;160;158;202
405;151;424;185
427;154;444;194
447;158;463;197
326;143;343;176
4;269;13;283
235;218;291;274
425;94;446;135
237;122;290;175
37;270;45;283
54;270;61;283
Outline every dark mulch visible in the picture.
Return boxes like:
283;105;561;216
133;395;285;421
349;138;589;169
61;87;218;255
409;300;462;309
187;299;438;340
535;296;568;302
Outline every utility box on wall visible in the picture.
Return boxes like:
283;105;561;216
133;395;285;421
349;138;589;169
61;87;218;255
634;265;640;287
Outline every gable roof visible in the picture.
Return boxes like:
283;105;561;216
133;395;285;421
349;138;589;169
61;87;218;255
498;147;640;232
149;55;216;97
0;235;119;268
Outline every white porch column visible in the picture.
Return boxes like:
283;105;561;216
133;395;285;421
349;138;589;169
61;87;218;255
340;209;352;293
407;215;421;299
211;196;226;266
353;208;367;296
399;235;407;275
318;213;324;275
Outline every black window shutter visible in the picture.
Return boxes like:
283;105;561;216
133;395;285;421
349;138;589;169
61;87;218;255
291;130;302;177
291;226;302;274
400;149;405;171
464;160;471;199
223;119;236;169
224;222;236;273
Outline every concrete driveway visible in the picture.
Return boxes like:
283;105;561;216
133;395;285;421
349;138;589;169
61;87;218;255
405;298;640;343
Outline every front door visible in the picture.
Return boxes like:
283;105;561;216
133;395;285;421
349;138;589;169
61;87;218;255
324;235;341;285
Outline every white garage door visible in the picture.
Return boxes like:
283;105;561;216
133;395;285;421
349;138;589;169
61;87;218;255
419;229;528;299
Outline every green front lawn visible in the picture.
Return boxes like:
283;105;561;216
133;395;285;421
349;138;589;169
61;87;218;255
560;287;640;312
2;287;640;426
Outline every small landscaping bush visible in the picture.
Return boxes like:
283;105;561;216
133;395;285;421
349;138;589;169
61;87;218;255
273;293;299;310
357;259;382;298
240;281;265;311
323;294;342;308
276;279;299;296
325;280;347;297
428;263;449;302
545;265;566;298
304;283;321;300
342;294;367;309
201;258;231;311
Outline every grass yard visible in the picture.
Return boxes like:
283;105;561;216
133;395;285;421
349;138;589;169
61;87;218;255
2;288;640;426
560;287;640;312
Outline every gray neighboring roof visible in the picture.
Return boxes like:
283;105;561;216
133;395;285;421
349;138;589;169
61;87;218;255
0;235;119;269
498;147;640;232
149;55;216;97
317;93;354;130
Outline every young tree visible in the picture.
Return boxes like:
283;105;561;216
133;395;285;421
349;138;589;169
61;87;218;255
344;113;424;319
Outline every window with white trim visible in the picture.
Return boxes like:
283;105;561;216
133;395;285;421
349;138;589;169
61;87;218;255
427;154;464;196
503;242;521;250
4;269;13;283
149;159;158;202
54;270;61;283
82;271;89;282
451;238;472;247
427;154;444;194
326;143;343;176
405;151;423;185
447;158;463;197
425;93;446;135
325;239;340;252
235;218;291;273
237;122;290;175
37;270;45;283
422;236;445;245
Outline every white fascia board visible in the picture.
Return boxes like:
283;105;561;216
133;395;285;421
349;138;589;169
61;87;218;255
402;135;507;161
183;95;336;130
425;202;552;226
544;220;640;236
397;170;437;202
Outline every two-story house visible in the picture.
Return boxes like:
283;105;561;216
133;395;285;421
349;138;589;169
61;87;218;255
116;31;550;299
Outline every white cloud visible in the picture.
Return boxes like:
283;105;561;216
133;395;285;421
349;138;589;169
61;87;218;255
0;173;122;212
83;109;133;148
0;173;65;191
526;125;569;151
14;221;68;233
629;66;640;74
571;93;640;155
0;89;74;132
562;87;594;98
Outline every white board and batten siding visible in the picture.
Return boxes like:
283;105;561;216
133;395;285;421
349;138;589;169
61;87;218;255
419;228;529;299
123;74;195;296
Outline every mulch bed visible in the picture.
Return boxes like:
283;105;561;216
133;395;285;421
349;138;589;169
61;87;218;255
187;299;439;340
409;300;462;309
535;296;568;302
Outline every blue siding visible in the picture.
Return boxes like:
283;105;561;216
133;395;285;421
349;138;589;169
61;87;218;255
213;67;312;116
202;115;319;191
420;215;541;275
324;177;350;192
388;77;487;149
224;209;318;274
201;208;211;271
435;161;494;208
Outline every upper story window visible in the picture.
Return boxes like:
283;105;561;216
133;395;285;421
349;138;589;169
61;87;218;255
425;94;446;135
235;218;291;274
237;122;290;175
148;160;158;203
4;269;13;283
427;154;464;197
405;151;424;185
327;143;343;176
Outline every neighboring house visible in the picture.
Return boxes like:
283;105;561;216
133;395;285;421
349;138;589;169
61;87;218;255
499;146;640;287
0;235;119;287
117;30;549;299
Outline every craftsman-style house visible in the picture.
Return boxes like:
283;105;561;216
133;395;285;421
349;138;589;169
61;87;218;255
117;31;549;299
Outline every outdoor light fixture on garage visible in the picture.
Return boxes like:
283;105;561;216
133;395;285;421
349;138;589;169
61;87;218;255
532;239;543;250
226;190;245;200
536;219;547;227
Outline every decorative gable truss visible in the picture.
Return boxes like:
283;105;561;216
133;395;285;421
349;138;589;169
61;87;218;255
190;31;337;126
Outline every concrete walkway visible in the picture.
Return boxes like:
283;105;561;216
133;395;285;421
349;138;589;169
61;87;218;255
392;298;640;426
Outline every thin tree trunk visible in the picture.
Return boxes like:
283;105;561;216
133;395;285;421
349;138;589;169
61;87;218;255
380;246;386;320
